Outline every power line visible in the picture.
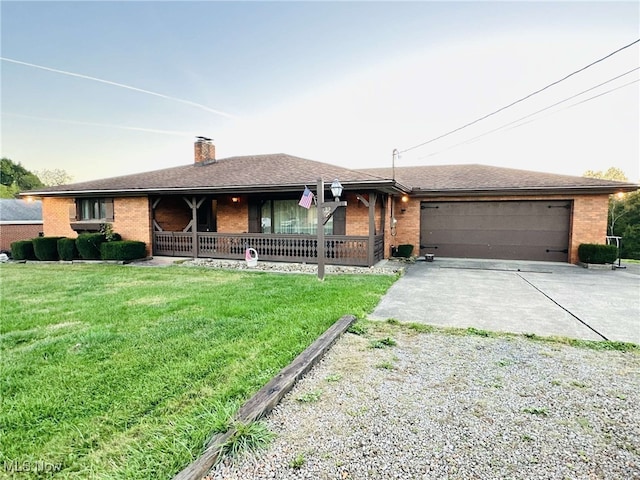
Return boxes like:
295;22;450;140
564;79;638;111
501;80;638;132
399;38;640;155
418;68;639;159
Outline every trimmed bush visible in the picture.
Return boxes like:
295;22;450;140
395;244;414;258
10;240;36;260
76;233;107;260
57;238;78;261
32;236;63;261
578;243;618;264
100;241;147;261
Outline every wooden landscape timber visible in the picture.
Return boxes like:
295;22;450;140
173;314;357;480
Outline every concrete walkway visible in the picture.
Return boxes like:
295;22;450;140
370;258;640;344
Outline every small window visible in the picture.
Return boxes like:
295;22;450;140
70;198;114;230
79;198;108;220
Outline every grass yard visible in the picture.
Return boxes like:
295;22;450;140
0;263;397;479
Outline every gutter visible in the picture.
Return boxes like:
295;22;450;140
0;220;43;225
22;179;411;198
412;184;639;197
21;181;635;199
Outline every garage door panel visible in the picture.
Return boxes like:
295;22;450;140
429;243;566;261
420;201;570;262
426;229;568;246
429;215;567;231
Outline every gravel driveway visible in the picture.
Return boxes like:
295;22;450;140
207;323;640;480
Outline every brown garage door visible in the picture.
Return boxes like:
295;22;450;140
420;200;571;262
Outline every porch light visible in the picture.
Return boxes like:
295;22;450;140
231;196;240;203
330;179;343;200
317;178;347;281
401;195;409;203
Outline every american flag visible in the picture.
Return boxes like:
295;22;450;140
298;186;314;209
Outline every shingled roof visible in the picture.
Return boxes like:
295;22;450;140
0;199;43;222
361;164;637;195
25;154;636;197
27;154;401;196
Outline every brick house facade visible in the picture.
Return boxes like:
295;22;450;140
28;140;636;265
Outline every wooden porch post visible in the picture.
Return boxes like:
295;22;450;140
368;192;377;266
190;196;198;258
317;179;325;280
183;196;206;258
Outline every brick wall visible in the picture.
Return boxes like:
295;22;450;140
112;197;152;252
0;224;43;252
218;198;247;232
42;196;152;255
42;197;76;238
394;193;611;264
153;196;249;233
570;195;609;263
389;196;420;253
154;197;191;232
344;193;386;236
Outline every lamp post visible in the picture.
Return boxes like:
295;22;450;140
317;178;347;280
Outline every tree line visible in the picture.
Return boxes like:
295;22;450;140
583;167;639;260
1;157;73;198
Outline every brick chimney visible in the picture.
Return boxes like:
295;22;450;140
194;136;215;165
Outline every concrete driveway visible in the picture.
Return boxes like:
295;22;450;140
370;258;640;344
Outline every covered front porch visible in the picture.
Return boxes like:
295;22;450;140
150;189;390;267
154;232;385;266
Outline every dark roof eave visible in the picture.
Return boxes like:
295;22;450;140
24;179;409;198
412;184;639;197
25;182;634;198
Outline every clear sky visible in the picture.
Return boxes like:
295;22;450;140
2;1;639;183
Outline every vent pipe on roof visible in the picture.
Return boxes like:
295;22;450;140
195;136;215;165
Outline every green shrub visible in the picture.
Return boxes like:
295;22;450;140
100;222;121;242
578;243;618;264
620;224;640;260
10;240;36;260
395;244;414;258
76;233;107;260
100;241;146;261
57;238;78;261
32;236;63;261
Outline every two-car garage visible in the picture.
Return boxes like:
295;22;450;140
419;200;572;262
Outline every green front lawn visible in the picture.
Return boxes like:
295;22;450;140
0;264;396;479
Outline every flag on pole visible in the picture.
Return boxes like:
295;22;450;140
298;186;314;209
